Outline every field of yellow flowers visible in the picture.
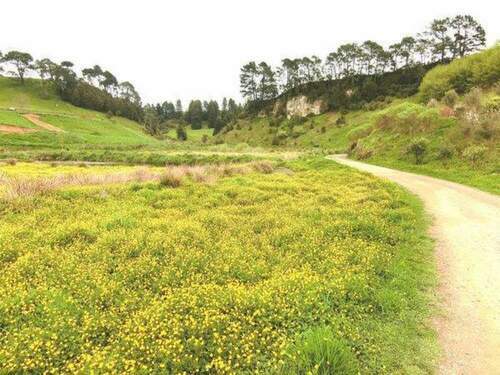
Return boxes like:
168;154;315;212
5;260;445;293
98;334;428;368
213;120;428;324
0;158;436;374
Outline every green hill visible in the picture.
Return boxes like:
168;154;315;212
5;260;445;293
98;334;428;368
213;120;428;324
0;77;160;148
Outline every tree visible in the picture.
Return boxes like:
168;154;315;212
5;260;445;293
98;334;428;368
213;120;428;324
428;18;453;62
101;71;118;95
399;36;417;66
119;81;141;104
240;62;259;101
185;100;204;129
205;100;219;128
449;15;486;58
257;61;278;100
277;58;298;91
325;52;339;79
1;51;33;84
143;106;162;136
175;99;183;118
360;41;385;74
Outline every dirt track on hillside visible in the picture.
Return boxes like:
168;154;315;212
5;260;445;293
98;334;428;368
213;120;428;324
23;113;63;132
328;154;500;375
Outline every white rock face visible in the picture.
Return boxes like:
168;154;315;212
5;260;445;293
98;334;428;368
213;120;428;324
285;96;324;119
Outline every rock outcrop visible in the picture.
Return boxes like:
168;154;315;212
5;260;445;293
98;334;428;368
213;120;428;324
273;96;325;119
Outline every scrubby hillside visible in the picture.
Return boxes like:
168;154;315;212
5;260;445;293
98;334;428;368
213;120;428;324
0;77;160;148
220;46;500;194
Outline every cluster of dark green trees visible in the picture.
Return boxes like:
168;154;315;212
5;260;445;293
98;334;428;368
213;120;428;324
240;15;486;102
0;51;143;121
144;98;242;138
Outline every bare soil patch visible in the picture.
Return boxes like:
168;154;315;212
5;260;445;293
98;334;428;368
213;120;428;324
0;124;36;134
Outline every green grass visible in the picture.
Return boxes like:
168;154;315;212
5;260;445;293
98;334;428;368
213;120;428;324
0;110;37;129
0;158;437;373
0;77;161;148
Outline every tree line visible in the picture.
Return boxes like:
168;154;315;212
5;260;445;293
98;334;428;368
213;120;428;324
143;97;243;138
0;51;143;122
240;15;486;102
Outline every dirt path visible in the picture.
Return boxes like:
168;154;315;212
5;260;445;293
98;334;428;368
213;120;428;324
328;154;500;375
23;113;63;132
0;124;36;134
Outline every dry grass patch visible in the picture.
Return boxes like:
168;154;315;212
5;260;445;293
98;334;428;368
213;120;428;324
1;161;276;198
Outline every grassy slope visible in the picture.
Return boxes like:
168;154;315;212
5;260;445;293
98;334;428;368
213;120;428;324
0;158;436;373
222;94;499;194
0;77;160;148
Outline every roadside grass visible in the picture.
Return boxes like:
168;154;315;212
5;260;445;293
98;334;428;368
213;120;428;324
0;157;437;373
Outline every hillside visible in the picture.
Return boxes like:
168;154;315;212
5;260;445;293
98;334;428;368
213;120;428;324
219;46;500;194
0;77;160;148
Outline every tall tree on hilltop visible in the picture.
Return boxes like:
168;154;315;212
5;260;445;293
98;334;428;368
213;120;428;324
399;37;417;66
427;18;453;62
257;61;278;100
449;15;486;58
1;51;33;84
240;61;259;101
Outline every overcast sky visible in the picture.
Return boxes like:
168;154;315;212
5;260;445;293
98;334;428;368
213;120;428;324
1;0;498;105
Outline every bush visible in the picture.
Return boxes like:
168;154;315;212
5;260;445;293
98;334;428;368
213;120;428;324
282;327;359;375
354;144;373;160
5;158;17;166
335;115;346;126
437;145;454;162
159;169;183;188
462;145;487;167
176;125;187;141
406;137;429;164
463;88;482;112
442;89;459;107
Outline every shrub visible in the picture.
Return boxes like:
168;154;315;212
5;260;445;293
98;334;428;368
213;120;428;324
354;144;373;160
5;158;17;166
437;145;454;160
406;137;429;164
463;88;482;112
282;327;359;375
159;169;183;188
436;145;454;165
442;89;459;107
335;115;346;126
176;124;187;141
462;145;487;167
